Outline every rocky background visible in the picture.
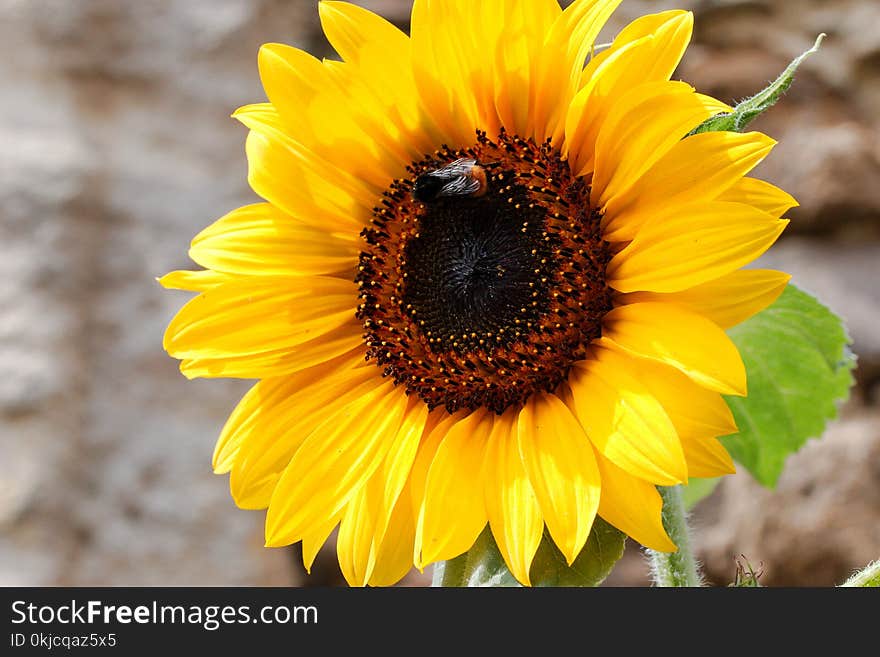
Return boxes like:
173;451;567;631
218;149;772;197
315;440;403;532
1;0;877;587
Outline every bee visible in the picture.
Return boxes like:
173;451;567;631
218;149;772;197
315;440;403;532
412;158;488;202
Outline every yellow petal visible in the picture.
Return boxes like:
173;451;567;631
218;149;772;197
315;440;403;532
312;74;414;187
619;269;791;329
369;400;429;564
407;411;456;521
592;81;731;207
257;43;327;148
717;176;799;217
680;436;736;478
212;356;367;474
491;1;560;138
410;0;486;146
484;411;543;586
163;276;355;359
579;10;693;89
236;103;377;204
623;354;738;441
189;203;358;277
264;381;408;546
368;478;418;587
409;0;555;144
336;483;377;587
158;269;229;292
212;378;271;475
238;109;373;233
534;0;623;144
566;11;694;173
566;348;687;485
319;1;405;67
179;324;362;381
464;2;521;139
609;10;693;79
228;366;378;510
602;131;777;242
607;202;789;293
415;410;490;568
601;303;747;396
595;453;676;552
301;512;341;573
517;393;600;565
319;1;441;157
256;44;407;190
565;35;654;176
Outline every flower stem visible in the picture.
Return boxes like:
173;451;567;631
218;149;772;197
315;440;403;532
840;560;880;587
648;485;702;587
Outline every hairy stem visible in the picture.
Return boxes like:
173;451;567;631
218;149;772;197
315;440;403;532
648;485;702;587
840;560;880;587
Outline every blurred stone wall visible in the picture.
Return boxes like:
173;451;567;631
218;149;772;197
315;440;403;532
0;0;877;587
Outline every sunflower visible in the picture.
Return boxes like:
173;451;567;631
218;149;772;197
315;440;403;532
161;0;796;586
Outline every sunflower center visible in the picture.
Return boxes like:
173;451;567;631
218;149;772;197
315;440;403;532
357;130;612;414
403;180;555;347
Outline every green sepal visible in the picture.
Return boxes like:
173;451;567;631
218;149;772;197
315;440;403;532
530;518;626;587
432;526;520;587
690;34;824;135
432;518;626;587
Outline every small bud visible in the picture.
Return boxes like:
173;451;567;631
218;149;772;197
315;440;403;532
691;33;826;135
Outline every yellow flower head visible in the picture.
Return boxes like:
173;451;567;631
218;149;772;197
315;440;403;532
162;0;796;586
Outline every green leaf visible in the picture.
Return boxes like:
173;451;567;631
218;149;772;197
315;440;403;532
681;477;720;511
690;34;825;135
433;519;626;587
722;284;855;486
